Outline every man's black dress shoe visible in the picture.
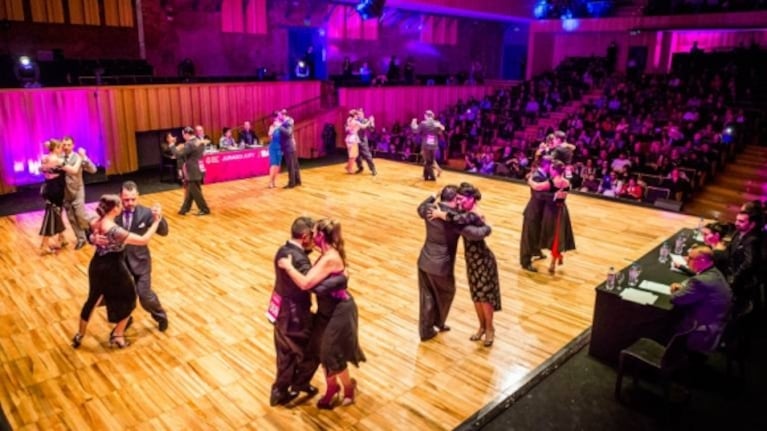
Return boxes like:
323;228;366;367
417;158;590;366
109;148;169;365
371;170;377;176
293;385;319;398
74;239;86;250
177;211;188;216
355;167;363;174
158;318;169;332
269;389;299;406
522;264;538;272
533;254;547;261
437;325;451;332
283;185;295;189
420;331;438;342
195;211;210;216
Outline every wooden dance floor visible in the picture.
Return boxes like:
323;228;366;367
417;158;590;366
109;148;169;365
0;159;699;430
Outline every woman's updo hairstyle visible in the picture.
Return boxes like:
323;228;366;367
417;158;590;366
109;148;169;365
315;218;346;265
96;194;121;217
458;182;481;202
44;139;61;152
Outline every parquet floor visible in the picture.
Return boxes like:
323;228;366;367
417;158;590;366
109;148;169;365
0;159;699;430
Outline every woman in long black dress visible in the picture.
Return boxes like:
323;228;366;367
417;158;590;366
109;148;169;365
38;139;67;254
430;183;501;347
71;195;162;349
278;218;365;409
528;160;576;275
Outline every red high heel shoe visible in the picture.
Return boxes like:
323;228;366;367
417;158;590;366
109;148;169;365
317;383;341;410
342;379;357;406
558;256;564;266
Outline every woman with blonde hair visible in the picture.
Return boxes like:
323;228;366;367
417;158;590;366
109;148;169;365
71;195;162;349
278;218;365;409
38;139;67;254
344;110;361;174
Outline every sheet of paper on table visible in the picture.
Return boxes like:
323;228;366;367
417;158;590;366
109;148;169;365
639;280;672;295
620;288;659;305
669;253;687;272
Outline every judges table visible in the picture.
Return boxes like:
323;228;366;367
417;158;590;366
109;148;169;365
589;228;696;364
202;147;270;184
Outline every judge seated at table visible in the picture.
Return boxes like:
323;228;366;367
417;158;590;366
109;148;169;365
670;245;732;355
219;127;240;150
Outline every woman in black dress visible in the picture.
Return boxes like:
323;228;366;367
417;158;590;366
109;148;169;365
278;218;365;409
529;160;576;275
430;183;501;347
72;195;162;349
38;139;67;254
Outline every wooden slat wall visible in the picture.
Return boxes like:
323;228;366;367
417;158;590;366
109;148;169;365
0;82;321;194
0;0;25;21
30;0;65;23
294;108;344;158
104;0;134;27
338;85;497;129
68;0;100;25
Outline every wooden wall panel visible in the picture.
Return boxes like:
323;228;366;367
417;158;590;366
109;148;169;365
0;82;324;192
0;0;25;21
104;0;134;27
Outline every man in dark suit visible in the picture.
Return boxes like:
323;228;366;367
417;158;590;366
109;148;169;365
61;136;98;250
725;210;761;315
411;110;445;181
519;156;552;272
277;110;302;188
117;181;170;332
671;245;732;353
416;185;491;341
172;126;211;215
354;108;377;176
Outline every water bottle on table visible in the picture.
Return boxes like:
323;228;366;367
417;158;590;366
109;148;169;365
606;266;616;290
659;242;670;263
628;263;642;287
673;232;687;255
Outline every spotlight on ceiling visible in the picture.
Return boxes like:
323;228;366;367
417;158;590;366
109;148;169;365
356;0;385;20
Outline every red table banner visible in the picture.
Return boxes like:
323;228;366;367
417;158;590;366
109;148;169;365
202;148;270;184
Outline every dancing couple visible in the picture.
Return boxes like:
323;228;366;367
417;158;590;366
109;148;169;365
270;217;365;410
417;183;499;346
526;158;576;274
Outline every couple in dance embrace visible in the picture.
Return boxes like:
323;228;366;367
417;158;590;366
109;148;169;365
417;183;501;347
270;217;365;410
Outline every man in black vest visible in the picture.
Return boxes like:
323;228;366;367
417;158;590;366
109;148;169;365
411;110;445;181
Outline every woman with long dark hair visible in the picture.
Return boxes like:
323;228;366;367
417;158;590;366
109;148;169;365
71;195;162;349
38;139;67;254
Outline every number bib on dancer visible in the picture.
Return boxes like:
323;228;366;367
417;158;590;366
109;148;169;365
425;135;437;147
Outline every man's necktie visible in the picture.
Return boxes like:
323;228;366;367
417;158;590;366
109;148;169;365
124;210;133;229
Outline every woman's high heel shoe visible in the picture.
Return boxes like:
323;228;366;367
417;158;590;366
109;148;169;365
71;333;83;349
58;235;69;247
483;330;495;347
317;384;341;410
548;262;556;275
342;379;357;406
469;329;485;341
558;256;564;266
109;334;130;349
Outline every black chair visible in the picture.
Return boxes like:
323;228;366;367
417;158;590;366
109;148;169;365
719;309;752;379
614;322;697;403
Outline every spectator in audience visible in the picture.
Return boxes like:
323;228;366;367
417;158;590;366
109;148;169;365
619;177;643;201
